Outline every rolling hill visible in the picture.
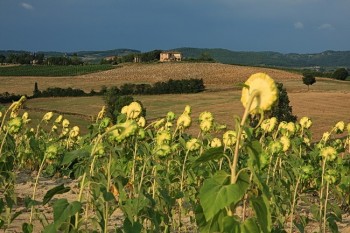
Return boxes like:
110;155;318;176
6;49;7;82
1;48;350;69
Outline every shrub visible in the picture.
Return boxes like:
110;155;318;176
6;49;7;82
332;68;349;80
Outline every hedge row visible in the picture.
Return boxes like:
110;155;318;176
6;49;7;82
0;78;205;103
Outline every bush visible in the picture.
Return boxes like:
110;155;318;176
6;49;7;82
332;68;349;80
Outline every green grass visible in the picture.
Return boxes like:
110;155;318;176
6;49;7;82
0;64;115;76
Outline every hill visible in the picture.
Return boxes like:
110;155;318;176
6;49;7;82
175;47;350;69
1;48;350;68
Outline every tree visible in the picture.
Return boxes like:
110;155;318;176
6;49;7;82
332;68;349;80
33;82;41;97
270;82;297;122
302;73;316;91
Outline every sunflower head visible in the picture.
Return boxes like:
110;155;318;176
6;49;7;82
223;130;237;147
199;111;214;122
42;112;54;122
241;73;278;114
127;102;142;119
334;121;345;134
210;138;222;148
280;136;291;152
177;114;191;129
62;119;70;128
300;117;312;129
186;138;201;151
320;146;337;161
200;120;212;132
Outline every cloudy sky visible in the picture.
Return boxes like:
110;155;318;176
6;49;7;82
0;0;349;53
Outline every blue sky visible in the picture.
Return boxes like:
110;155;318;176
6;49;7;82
0;0;349;53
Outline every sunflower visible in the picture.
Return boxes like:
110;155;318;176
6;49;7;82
300;117;312;129
177;114;191;129
156;130;172;145
241;73;278;113
199;111;214;122
280;136;291;152
269;141;282;154
62;119;70;128
186;138;201;151
42;112;54;122
261;117;277;133
320;146;337;161
200;120;212;132
223;130;237;146
127;102;142;119
334;121;345;133
210;138;222;148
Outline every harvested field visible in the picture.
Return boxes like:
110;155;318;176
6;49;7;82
0;63;301;95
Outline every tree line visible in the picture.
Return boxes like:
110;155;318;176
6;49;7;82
0;78;205;103
0;52;83;65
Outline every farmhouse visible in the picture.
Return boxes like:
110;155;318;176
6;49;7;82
160;51;182;62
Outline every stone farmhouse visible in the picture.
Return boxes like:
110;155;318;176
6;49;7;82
160;51;182;62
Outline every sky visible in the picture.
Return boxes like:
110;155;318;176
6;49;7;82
0;0;349;54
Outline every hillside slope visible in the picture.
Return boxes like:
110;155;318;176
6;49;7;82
0;63;301;95
175;48;350;68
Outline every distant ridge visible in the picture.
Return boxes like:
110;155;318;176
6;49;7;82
1;48;350;68
174;47;350;68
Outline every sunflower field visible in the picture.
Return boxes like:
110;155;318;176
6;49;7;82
1;73;350;233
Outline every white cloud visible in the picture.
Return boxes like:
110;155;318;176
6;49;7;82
20;2;34;10
294;21;304;29
318;23;333;30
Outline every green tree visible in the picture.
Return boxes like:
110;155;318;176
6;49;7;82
270;82;297;122
33;82;41;97
302;73;316;91
332;68;349;80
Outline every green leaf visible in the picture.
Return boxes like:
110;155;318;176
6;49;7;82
199;170;249;221
240;218;260;233
52;199;82;230
196;207;224;233
222;216;241;233
123;218;142;233
247;140;262;170
22;223;33;233
192;146;225;166
42;223;55;233
43;184;70;205
250;196;271;233
61;147;91;165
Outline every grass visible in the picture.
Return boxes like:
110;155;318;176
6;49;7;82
0;64;115;76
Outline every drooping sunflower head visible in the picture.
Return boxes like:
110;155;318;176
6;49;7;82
223;130;237;147
177;114;191;129
300;117;312;129
241;73;278;114
186;138;201;151
334;121;345;134
127;102;142;119
42;112;54;122
320;146;337;161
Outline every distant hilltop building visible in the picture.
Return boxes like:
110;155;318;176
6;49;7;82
160;51;182;62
